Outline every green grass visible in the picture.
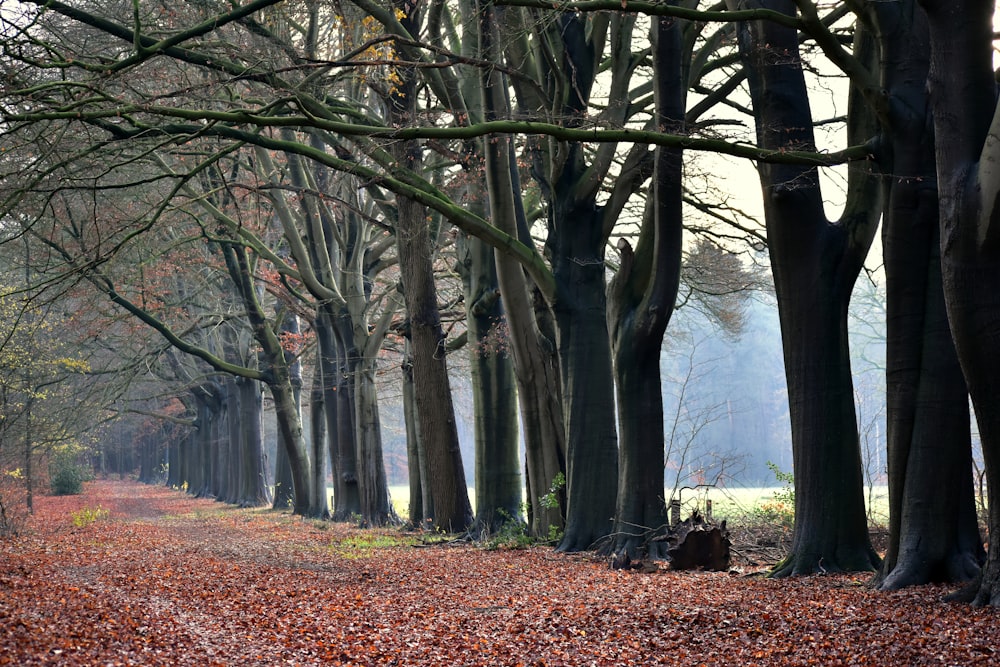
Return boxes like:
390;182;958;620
328;531;418;559
363;484;892;527
674;485;890;526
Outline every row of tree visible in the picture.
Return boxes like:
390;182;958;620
3;0;1000;605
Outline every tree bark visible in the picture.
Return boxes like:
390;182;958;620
457;232;522;533
272;438;295;511
318;305;362;520
353;356;396;526
550;188;619;552
396;191;474;532
605;10;684;560
731;0;880;575
237;377;270;507
868;1;983;590
389;7;473;531
478;0;566;539
309;356;329;516
919;0;1000;605
401;347;430;526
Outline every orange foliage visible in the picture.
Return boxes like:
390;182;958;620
1;481;997;666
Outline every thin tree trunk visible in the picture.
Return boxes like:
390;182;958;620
458;230;521;533
272;439;295;511
354;357;396;526
389;4;473;532
310;356;329;516
477;0;566;538
401;348;428;526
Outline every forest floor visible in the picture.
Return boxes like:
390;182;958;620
1;480;997;666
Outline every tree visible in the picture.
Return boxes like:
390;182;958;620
917;0;1000;606
0;0;884;547
382;1;474;533
604;10;684;559
861;1;984;590
729;0;881;575
0;279;100;515
474;0;567;539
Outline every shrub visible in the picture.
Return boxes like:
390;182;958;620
49;449;87;496
481;509;533;550
751;461;795;529
70;506;109;528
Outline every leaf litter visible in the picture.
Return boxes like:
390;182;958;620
1;480;997;666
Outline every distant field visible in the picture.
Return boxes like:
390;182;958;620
379;484;892;527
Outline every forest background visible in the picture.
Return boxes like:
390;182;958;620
5;0;1000;607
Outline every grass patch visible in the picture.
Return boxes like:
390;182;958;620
328;531;417;559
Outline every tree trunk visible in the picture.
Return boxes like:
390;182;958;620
870;1;984;589
318;306;361;520
396;191;474;532
477;1;566;538
237;377;270;507
309;361;329;516
919;0;1000;605
269;377;314;515
191;395;215;498
166;427;181;488
550;191;619;552
606;10;685;560
731;0;880;576
457;231;522;534
354;357;396;526
389;6;473;533
401;347;429;526
272;439;295;511
220;379;238;504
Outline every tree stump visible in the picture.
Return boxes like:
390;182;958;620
657;510;730;571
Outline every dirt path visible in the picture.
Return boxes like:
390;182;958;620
1;480;998;666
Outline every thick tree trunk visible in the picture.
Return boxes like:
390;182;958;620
396;191;474;532
191;387;222;498
317;306;361;520
549;193;619;552
920;0;1000;606
872;1;983;589
608;19;685;558
237;377;270;507
389;10;473;532
732;0;880;576
772;273;879;576
605;11;684;560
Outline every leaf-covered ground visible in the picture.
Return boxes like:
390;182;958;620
1;481;997;666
